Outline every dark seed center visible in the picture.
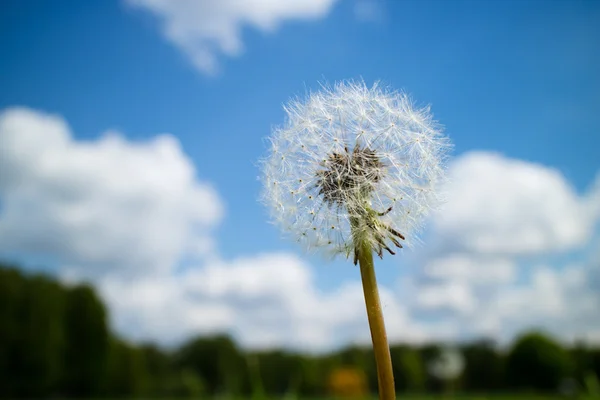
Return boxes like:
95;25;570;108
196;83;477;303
314;143;405;263
315;144;384;208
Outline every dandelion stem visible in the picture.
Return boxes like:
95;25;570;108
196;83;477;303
357;240;396;400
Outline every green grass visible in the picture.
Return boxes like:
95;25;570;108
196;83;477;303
385;396;563;399
253;396;569;400
292;396;567;400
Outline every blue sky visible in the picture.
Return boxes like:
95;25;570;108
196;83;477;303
1;0;599;349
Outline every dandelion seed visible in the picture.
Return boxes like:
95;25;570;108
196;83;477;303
259;80;450;260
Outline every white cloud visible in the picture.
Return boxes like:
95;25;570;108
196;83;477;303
2;108;599;350
433;151;598;256
126;0;340;75
478;261;600;343
400;257;600;345
403;152;600;344
423;255;516;285
0;107;223;277
415;281;477;315
96;252;443;350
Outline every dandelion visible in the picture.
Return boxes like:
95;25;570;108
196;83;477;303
428;347;465;395
259;80;451;400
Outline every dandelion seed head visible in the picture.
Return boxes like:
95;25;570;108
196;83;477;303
259;80;451;260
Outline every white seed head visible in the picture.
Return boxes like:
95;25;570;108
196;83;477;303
259;80;451;261
428;347;465;380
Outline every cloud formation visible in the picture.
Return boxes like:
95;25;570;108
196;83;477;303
97;252;435;350
1;107;598;350
433;151;599;255
0;107;223;277
126;0;339;74
406;151;600;344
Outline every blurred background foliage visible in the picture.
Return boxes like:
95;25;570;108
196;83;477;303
1;263;599;398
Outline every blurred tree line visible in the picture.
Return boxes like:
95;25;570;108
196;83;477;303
1;263;600;398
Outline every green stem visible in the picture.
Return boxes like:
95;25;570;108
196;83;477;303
357;239;396;400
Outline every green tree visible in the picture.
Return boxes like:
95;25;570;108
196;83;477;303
12;275;66;396
419;344;444;392
506;331;573;392
61;284;109;396
140;344;174;395
390;346;425;392
296;355;323;396
461;339;504;391
105;338;149;396
161;368;206;397
253;350;305;396
176;334;244;396
0;266;26;397
591;348;600;383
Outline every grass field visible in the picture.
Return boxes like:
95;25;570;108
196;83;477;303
379;396;565;399
246;396;575;400
282;395;585;400
303;396;579;400
245;396;582;400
